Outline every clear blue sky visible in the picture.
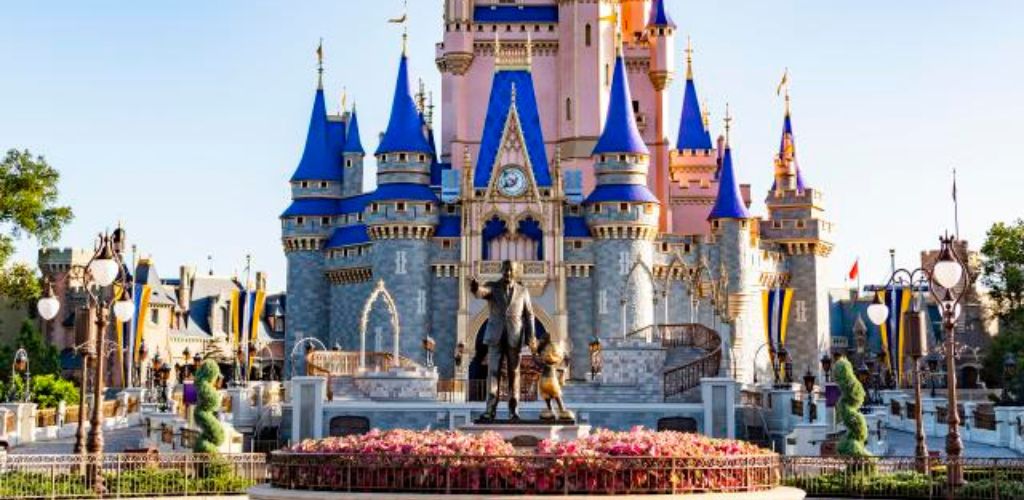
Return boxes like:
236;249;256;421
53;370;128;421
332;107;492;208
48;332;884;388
2;1;1022;292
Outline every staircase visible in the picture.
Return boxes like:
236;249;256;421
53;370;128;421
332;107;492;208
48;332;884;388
626;323;723;401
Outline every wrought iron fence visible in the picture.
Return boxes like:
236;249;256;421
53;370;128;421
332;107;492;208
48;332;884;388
661;324;722;398
0;453;266;498
269;452;780;495
781;456;1024;499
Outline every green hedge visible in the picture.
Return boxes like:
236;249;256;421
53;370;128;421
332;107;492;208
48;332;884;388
0;463;254;498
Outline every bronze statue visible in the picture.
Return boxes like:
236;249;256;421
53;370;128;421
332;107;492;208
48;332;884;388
536;336;574;422
470;260;536;422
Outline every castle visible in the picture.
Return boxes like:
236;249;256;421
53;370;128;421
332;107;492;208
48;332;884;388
281;0;834;415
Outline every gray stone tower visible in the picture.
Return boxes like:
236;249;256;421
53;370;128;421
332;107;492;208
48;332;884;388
585;51;659;340
341;108;365;198
281;70;340;376
364;50;440;366
760;100;833;380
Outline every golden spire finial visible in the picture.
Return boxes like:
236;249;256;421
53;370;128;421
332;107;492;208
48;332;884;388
388;0;409;55
340;86;347;113
599;5;622;54
701;99;710;128
316;38;324;89
776;67;790;115
685;35;694;80
723;102;733;145
525;29;533;68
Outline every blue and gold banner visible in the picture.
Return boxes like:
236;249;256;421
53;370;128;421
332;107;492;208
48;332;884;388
129;284;152;373
762;287;794;381
876;288;913;386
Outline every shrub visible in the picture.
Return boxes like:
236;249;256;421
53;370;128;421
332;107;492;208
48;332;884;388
193;360;224;453
833;357;871;457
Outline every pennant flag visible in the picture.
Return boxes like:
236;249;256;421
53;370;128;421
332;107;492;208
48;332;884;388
848;259;860;281
776;68;789;96
130;284;153;368
762;287;795;381
875;288;913;386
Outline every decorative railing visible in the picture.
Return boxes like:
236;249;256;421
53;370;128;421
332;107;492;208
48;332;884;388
782;456;1024;499
891;400;902;417
269;452;780;495
740;390;764;408
306;350;419;377
975;405;996;431
35;408;58;427
937;404;966;425
0;453;265;498
659;324;723;399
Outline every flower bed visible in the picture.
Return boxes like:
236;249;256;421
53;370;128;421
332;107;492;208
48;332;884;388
271;428;780;495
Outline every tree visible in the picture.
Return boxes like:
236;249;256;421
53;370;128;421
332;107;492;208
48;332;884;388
194;360;224;453
0;319;60;383
980;219;1024;392
981;219;1024;324
0;149;73;304
27;374;79;408
833;357;871;457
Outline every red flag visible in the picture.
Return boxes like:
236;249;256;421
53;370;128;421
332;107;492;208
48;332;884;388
848;259;859;281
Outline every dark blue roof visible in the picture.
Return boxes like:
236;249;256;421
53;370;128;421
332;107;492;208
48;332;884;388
593;55;649;155
474;5;558;23
327;119;346;181
474;70;552;188
708;146;750;219
281;198;338;217
771;112;808;190
428;127;445;186
290;88;339;182
436;215;461;237
372;182;439;202
564;216;590;237
326;224;369;248
343;108;365;154
676;77;712;150
647;0;676;28
375;55;433;155
584;184;659;204
336;193;372;214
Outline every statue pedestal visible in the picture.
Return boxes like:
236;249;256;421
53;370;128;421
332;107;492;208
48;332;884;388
459;422;591;446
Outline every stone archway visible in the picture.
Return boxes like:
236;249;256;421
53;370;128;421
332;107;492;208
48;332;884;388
359;280;400;370
620;258;656;338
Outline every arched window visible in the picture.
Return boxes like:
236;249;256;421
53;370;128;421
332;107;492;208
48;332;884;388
605;64;610;86
565;98;572;121
585;24;592;47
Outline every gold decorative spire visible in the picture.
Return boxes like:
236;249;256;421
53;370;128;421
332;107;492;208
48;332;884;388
723;102;732;145
701;99;710;129
340;86;347;113
685;35;694;80
316;38;324;89
776;67;790;115
600;5;622;54
388;0;409;55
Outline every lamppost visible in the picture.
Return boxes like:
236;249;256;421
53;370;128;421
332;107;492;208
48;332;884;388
36;230;134;494
802;368;816;423
865;234;969;486
820;353;833;383
289;337;327;378
1001;353;1017;404
422;336;436;369
926;352;940;398
11;347;30;402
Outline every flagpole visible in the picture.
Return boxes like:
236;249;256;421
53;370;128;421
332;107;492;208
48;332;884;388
952;168;960;240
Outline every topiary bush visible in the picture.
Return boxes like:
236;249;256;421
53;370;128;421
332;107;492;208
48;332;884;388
833;357;871;457
193;360;224;453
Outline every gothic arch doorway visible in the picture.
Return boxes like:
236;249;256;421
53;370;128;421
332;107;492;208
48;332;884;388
359;280;400;370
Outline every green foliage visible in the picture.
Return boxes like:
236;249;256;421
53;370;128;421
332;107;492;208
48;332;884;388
29;373;79;408
784;470;935;498
981;218;1024;323
0;149;73;304
0;319;60;384
980;219;1024;393
833;357;871;457
194;359;224;453
0;462;254;497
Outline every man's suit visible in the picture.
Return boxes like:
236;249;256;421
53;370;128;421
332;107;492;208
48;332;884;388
472;277;536;418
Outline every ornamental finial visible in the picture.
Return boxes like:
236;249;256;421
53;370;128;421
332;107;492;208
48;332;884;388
723;103;733;146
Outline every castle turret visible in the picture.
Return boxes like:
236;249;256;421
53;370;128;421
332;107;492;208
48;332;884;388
708;114;758;381
761;92;832;381
645;0;675;232
668;39;725;235
586;51;659;340
366;46;439;366
341;106;365;197
282;61;337;375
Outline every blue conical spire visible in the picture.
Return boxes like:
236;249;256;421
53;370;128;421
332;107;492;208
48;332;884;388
647;0;676;28
290;86;338;182
343;107;364;154
708;145;750;220
375;54;433;155
593;54;649;155
676;41;712;151
774;102;807;190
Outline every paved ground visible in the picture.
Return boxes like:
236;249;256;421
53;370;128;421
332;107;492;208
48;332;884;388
8;426;146;454
883;428;1022;458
